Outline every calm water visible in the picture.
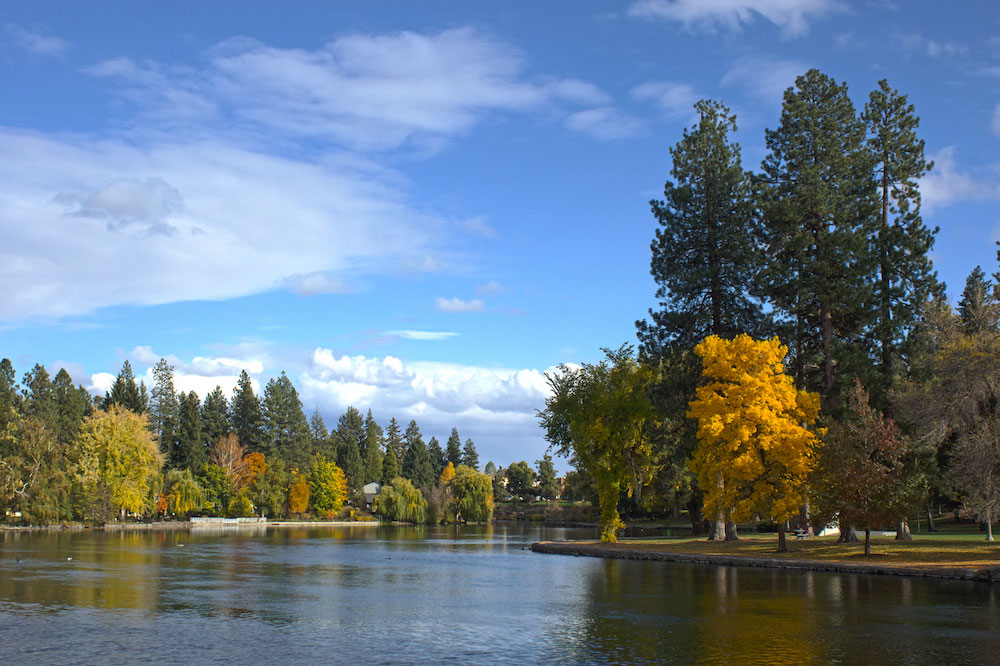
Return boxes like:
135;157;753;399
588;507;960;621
2;524;999;665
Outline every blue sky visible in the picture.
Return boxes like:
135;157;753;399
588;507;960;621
2;1;999;469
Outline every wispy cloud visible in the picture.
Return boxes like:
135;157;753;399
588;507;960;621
565;107;643;141
627;0;841;37
435;297;484;313
721;55;809;104
631;81;701;119
388;330;459;341
476;280;507;295
286;272;354;296
920;146;1000;213
3;23;70;57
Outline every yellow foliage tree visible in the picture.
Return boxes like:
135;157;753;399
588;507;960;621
687;335;822;552
439;461;456;486
288;473;310;516
76;405;164;522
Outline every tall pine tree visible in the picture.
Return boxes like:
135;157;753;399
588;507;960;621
402;420;434;489
461;438;479;471
200;386;229;453
230;370;265;454
363;410;383;485
261;373;311;469
150;359;179;456
174;391;205;470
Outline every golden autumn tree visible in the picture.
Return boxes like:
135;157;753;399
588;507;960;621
687;335;822;552
288;473;310;516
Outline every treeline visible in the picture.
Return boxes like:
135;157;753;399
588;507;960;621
542;69;1000;548
0;356;502;524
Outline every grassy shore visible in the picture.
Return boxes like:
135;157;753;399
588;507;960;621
533;521;1000;580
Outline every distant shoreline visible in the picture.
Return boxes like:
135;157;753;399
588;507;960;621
1;520;381;532
530;540;1000;583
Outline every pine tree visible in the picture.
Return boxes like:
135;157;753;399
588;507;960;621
461;438;480;471
958;266;997;336
384;418;405;464
175;391;205;471
230;370;265;454
427;437;445;477
0;359;20;435
381;441;400;485
51;368;89;447
363;410;383;485
200;386;229;455
445;428;463;467
335;406;365;501
402;420;434;489
261;373;311;468
309;408;330;458
863;79;941;401
535;454;559;501
104;360;145;413
150;359;179;456
760;69;876;407
22;364;56;429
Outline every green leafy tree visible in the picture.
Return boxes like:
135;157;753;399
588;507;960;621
199;463;234;516
174;391;205;471
535;454;559;501
863;79;941;402
261;372;311;467
200;386;229;453
0;414;72;524
230;370;265;453
448;465;494;522
484;461;497;476
309;457;348;517
374;477;427;523
163;468;204;517
539;346;657;542
402;420;435;489
75;405;164;522
227;490;255;517
150;359;179;457
0;359;21;435
760;69;876;407
505;461;536;503
461;438;479;471
251;457;288;518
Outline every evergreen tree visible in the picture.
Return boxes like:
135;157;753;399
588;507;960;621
22;364;56;429
402;420;434;489
958;266;997;336
175;391;205;471
51;368;89;447
149;359;179;456
760;69;876;407
461;438;480;471
261;372;311;468
535;454;559;501
230;370;265;454
335;406;365;502
200;386;229;455
104;360;146;413
309;408;331;458
427;436;446;477
385;418;405;463
863;79;941;401
363;410;383;485
445;428;463;467
636;99;763;359
0;359;20;434
381;440;400;485
484;461;497;476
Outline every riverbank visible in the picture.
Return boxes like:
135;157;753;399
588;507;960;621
1;519;381;531
532;534;1000;582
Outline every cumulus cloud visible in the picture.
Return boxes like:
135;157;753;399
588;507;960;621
920;146;1000;213
631;81;701;119
435;297;485;313
388;330;459;340
299;349;555;465
627;0;841;37
3;23;69;56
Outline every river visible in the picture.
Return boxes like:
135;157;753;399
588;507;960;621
1;524;998;664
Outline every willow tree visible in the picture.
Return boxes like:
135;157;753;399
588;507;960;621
539;345;656;542
687;335;822;552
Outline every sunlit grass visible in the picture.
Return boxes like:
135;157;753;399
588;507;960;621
569;530;1000;569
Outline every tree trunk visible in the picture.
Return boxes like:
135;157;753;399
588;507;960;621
709;515;725;541
895;517;912;541
672;497;680;520
838;523;859;543
864;528;872;557
926;505;938;532
988;506;994;542
821;302;839;410
688;499;705;535
777;521;788;553
724;519;739;541
879;164;893;396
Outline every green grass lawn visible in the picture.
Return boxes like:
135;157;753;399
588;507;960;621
581;525;1000;569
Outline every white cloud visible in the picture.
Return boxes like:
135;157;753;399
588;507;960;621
3;23;69;57
721;55;808;104
627;0;840;37
920;146;1000;213
128;345;265;377
388;330;459;341
435;297;485;313
631;81;701;119
299;349;555;466
54;176;183;235
287;272;353;296
565;107;643;141
456;215;498;238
